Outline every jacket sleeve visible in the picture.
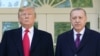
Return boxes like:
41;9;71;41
47;34;54;56
97;35;100;56
0;31;8;56
55;35;62;56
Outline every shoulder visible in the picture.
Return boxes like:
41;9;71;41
36;29;51;36
3;28;21;34
57;30;72;40
87;28;100;36
35;29;53;42
85;28;100;39
2;28;21;40
35;28;52;39
58;29;72;37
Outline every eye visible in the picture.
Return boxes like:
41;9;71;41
72;17;77;20
79;16;82;19
28;13;32;15
21;13;26;16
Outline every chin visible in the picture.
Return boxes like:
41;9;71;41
74;27;81;30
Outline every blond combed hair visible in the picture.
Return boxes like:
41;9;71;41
18;6;36;17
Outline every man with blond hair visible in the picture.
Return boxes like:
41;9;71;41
0;6;54;56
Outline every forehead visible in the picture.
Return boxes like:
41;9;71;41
71;10;85;16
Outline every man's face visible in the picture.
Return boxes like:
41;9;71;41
18;8;36;28
70;10;87;32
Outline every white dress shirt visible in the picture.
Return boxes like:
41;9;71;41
22;27;34;47
73;27;85;41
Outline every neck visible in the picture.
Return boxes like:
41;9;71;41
22;26;33;29
74;27;85;33
74;30;81;33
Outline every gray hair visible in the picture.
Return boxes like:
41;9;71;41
70;8;87;17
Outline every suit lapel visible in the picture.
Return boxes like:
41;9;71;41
30;28;40;52
13;28;24;56
67;28;90;52
67;30;77;52
77;28;90;52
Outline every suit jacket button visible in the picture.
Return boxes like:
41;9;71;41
75;54;77;56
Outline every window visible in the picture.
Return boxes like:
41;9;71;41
0;0;21;8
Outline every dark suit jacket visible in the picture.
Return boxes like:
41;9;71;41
55;28;100;56
0;27;54;56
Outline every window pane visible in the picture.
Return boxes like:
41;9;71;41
2;22;19;32
0;0;21;8
54;22;71;43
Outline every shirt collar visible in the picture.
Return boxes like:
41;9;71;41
73;27;85;35
22;27;34;33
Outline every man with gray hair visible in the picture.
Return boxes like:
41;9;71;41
55;8;100;56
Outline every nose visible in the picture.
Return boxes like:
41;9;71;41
76;18;80;23
25;14;29;19
25;14;29;17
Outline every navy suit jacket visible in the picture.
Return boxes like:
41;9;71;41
0;27;54;56
55;28;100;56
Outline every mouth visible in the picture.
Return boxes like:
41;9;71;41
75;24;80;25
75;24;80;27
24;20;29;22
